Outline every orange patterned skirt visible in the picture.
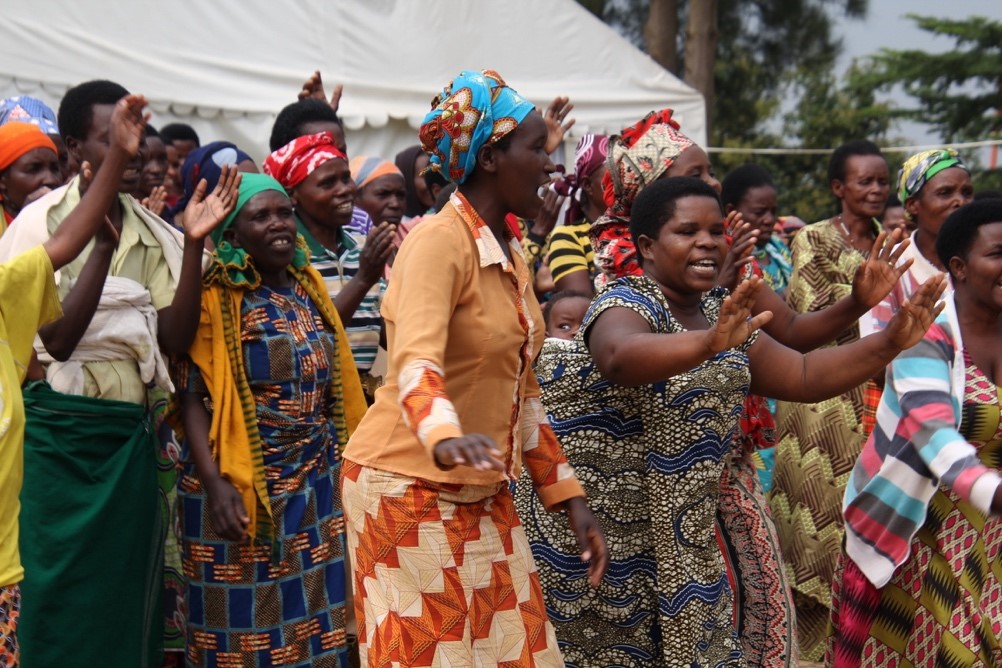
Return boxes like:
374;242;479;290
341;459;563;667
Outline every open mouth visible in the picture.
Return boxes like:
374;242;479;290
269;236;294;249
689;259;718;278
334;202;353;215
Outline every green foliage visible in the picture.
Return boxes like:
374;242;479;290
851;14;1002;142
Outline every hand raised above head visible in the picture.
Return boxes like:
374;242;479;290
852;228;914;309
298;70;343;113
182;164;242;241
109;94;150;157
543;96;575;155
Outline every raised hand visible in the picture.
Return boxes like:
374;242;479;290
885;273;947;350
298;70;342;113
109;94;150;157
433;434;505;472
543;96;575;154
704;276;773;354
565;496;609;587
529;188;564;241
851;228;914;309
141;185;168;216
357;222;396;285
182;164;241;241
716;213;757;291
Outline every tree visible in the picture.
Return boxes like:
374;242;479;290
851;15;1002;142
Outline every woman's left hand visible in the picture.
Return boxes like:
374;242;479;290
564;496;608;587
851;228;913;309
182;164;241;241
884;273;947;350
543;96;575;154
716;212;756;292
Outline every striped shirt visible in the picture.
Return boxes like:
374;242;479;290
844;303;1002;587
297;219;384;372
346;206;373;236
546;220;594;283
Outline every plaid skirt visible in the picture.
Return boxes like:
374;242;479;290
341;459;563;667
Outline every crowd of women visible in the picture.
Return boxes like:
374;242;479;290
0;65;999;668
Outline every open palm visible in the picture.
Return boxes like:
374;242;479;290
852;228;912;308
183;164;241;240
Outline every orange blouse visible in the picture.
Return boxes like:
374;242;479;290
342;192;584;510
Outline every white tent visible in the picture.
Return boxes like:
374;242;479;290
0;0;706;163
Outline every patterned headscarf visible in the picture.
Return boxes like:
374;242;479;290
898;148;967;203
553;134;609;225
418;69;535;184
349;155;402;189
171;141;255;217
0;121;57;172
0;96;59;136
263;132;347;190
590;109;696;287
206;173;308;289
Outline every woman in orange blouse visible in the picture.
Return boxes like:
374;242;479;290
340;69;608;666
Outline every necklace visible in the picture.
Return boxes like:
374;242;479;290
836;214;872;250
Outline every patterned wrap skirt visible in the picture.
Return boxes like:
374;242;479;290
341;458;564;667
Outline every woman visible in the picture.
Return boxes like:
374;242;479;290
394;144;435;218
349;155;406;228
0;121;62;233
178;173;367;667
520;176;942;667
722;163;792;299
769;139;892;660
547;134;608;295
829;199;1002;667
862;149;974;337
340;69;608;666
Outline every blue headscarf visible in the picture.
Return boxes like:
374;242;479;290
172;141;255;217
418;69;534;184
0;96;59;135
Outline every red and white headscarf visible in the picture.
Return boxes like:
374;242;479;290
263;132;347;190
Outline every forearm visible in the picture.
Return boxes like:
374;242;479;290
775;332;895;402
760;289;864;353
333;275;377;323
37;244;114;360
593;330;716;387
521;399;585;510
157;237;207;354
181;392;221;485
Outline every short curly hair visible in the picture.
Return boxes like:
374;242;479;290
269;99;343;152
58;80;129;141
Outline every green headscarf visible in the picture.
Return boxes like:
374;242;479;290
897;148;967;203
206;172;309;289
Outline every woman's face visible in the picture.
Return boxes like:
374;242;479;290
0;147;62;212
952;221;1002;312
639;194;727;301
292;157;357;229
357;173;407;226
413;152;434;210
665;146;721;193
834;154;889;220
735;184;778;246
906;167;973;238
491;111;555;219
228;190;298;275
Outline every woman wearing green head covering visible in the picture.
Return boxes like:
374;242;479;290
177;172;367;667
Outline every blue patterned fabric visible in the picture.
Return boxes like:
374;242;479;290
516;275;752;667
178;282;349;667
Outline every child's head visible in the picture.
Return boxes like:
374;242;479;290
543;291;591;340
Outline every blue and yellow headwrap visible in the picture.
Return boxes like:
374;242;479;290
206;172;307;289
898;148;967;203
418;69;535;185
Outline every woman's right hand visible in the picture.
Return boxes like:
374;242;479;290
704;275;773;354
434;434;505;472
357;222;396;285
205;476;250;541
716;213;757;291
109;94;150;158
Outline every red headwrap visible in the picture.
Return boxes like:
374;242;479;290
262;132;347;190
0;121;57;172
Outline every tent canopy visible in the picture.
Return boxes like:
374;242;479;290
0;0;706;163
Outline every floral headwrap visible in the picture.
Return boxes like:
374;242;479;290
898;148;967;203
554;134;609;225
590;109;696;288
206;173;308;289
263;132;347;190
418;69;535;184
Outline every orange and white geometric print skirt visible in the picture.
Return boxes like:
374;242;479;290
341;459;564;667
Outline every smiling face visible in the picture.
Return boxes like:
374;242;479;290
291;157;357;230
950;221;1002;313
907;167;974;238
666;146;721;194
489;111;555;219
226;190;298;279
833;154;889;220
546;295;590;340
638;194;727;302
67;103;144;193
0;146;62;214
357;173;407;226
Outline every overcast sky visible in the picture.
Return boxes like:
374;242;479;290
834;1;1001;150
